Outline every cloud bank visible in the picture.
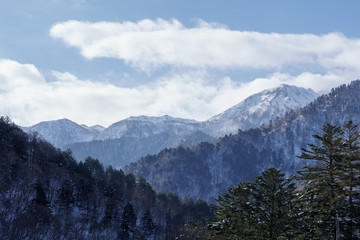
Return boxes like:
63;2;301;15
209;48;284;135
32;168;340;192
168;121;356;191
3;18;360;126
50;18;360;72
1;59;356;127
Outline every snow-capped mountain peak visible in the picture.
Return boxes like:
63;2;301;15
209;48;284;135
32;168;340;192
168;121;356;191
22;118;104;148
204;84;319;137
21;84;320;167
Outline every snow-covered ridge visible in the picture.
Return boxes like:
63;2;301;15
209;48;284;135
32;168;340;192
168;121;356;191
203;84;319;137
81;124;105;136
126;115;198;124
21;118;105;148
21;84;320;166
210;84;319;121
96;115;200;141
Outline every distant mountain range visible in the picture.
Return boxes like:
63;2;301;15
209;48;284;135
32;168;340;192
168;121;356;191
22;84;319;168
126;80;360;201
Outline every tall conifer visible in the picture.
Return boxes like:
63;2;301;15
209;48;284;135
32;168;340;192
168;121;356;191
210;168;299;239
297;122;360;238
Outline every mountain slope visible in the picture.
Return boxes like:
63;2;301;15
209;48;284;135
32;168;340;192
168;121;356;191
201;84;319;137
68;115;214;168
96;115;200;140
126;80;360;202
22;85;319;168
22;118;104;148
0;117;211;240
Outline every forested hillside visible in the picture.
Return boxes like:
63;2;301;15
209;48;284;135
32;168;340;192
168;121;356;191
0;117;212;239
185;122;360;239
126;80;360;202
67;128;213;168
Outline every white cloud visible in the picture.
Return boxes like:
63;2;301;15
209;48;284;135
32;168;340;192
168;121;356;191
0;59;45;91
50;18;360;73
1;59;357;127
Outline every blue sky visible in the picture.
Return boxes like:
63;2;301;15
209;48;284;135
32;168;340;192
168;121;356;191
1;0;360;126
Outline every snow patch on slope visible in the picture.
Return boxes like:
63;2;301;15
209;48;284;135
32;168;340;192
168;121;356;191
203;84;319;137
96;115;200;140
22;118;104;148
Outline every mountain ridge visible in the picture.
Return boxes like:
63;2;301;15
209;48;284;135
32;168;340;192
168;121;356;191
201;84;319;137
21;118;104;148
22;84;319;167
125;80;360;202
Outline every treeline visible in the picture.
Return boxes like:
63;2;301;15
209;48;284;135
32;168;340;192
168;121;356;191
0;116;212;240
181;122;360;239
2;114;360;239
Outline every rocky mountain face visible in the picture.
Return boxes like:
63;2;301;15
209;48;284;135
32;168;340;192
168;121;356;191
126;80;360;202
21;85;319;168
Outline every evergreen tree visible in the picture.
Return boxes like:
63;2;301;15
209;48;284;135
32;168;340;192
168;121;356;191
253;168;299;239
135;177;156;210
29;180;52;233
297;122;360;239
210;181;256;239
140;209;155;239
209;168;299;239
338;121;360;239
33;180;49;207
57;179;74;210
119;203;137;240
297;124;344;239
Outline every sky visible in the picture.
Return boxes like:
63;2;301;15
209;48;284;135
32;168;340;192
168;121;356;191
1;0;360;127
